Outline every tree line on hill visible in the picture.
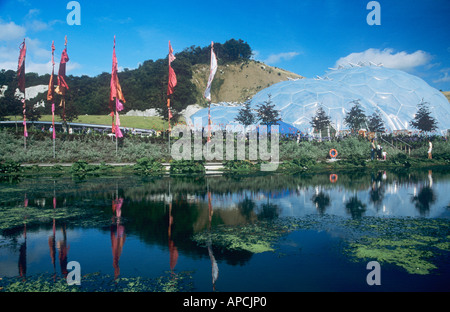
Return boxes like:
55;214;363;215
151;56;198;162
0;39;252;123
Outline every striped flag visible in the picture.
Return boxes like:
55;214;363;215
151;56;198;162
204;42;217;102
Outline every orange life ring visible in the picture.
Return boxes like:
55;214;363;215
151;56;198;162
330;174;338;183
329;149;338;158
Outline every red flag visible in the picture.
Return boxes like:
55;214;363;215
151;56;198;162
167;41;177;96
110;36;125;113
47;41;55;102
57;38;69;93
17;39;26;93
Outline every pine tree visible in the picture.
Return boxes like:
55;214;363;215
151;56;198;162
368;108;385;133
256;94;281;127
310;105;331;135
344;100;367;132
410;100;438;132
235;99;256;126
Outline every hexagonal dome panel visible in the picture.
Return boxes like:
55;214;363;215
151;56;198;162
191;65;450;134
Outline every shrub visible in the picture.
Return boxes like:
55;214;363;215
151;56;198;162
388;152;412;167
170;160;205;174
223;160;258;173
133;157;164;175
0;160;21;174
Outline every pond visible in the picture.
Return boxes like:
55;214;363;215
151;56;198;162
0;168;449;292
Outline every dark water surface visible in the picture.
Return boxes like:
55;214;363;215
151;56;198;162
1;168;449;292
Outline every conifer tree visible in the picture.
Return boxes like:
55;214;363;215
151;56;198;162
344;100;367;132
256;94;281;127
410;100;438;132
310;105;331;135
235;99;256;126
368;108;385;133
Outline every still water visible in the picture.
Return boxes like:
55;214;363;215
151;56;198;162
0;168;449;292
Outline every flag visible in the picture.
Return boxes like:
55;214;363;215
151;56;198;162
204;42;217;102
110;36;125;138
17;39;27;139
110;36;125;113
56;36;69;119
56;38;69;94
17;39;26;93
167;41;177;96
47;41;55;102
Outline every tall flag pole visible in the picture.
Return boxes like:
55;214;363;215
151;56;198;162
204;41;217;143
47;41;56;158
110;36;125;156
56;36;69;124
17;39;27;149
167;41;177;154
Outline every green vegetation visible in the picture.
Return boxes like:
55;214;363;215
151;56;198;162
38;114;169;131
133;157;165;176
0;128;449;173
344;217;450;275
0;39;252;123
192;221;291;254
170;159;205;174
0;271;194;292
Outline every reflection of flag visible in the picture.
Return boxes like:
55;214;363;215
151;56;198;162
17;39;26;93
167;41;177;96
204;42;217;101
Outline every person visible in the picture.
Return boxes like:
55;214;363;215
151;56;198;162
377;145;383;160
428;140;432;159
370;139;376;160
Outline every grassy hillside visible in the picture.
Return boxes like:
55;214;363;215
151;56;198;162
191;60;303;104
443;91;450;103
38;115;168;130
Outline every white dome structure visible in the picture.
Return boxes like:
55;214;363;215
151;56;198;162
191;65;450;134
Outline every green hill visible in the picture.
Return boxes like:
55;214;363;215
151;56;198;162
0;39;303;124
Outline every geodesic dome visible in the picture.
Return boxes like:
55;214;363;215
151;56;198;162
190;65;450;134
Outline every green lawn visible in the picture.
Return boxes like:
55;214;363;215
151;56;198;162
38;115;169;131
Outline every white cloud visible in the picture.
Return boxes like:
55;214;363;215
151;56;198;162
433;68;450;84
0;21;26;41
335;48;431;71
264;52;301;64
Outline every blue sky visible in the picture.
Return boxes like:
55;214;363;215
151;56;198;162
1;0;449;91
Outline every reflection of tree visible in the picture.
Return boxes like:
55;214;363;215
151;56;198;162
237;197;256;221
345;195;367;219
369;171;385;212
311;192;330;216
258;202;280;220
412;186;436;217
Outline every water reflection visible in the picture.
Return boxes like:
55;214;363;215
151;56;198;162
111;196;125;280
0;168;449;287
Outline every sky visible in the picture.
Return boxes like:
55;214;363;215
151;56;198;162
0;0;449;91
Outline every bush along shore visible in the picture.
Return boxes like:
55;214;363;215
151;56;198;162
1;128;450;177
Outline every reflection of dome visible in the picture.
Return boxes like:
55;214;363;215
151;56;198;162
190;65;450;134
